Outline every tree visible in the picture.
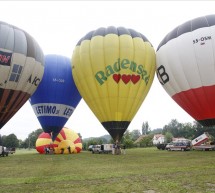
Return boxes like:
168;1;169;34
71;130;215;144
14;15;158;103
121;130;134;148
192;121;215;138
151;128;163;134
162;119;182;137
19;139;29;149
179;122;195;139
165;132;173;143
142;121;151;135
139;134;153;147
2;134;19;148
130;129;141;141
27;128;43;149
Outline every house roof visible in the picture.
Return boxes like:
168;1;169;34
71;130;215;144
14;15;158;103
134;135;147;144
153;134;164;140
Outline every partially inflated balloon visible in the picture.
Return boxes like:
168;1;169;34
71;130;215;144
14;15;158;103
35;127;82;154
30;55;81;140
54;127;82;153
72;27;156;142
0;21;44;128
35;132;53;154
156;15;215;126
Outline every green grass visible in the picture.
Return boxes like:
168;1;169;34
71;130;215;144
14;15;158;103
0;148;215;193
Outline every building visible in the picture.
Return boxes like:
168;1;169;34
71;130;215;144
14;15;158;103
152;134;165;145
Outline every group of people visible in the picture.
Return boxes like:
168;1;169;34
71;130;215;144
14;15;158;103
44;146;72;154
112;143;126;155
44;146;54;154
60;146;72;154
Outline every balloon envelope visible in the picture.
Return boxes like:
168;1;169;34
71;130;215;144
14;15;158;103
35;127;82;154
156;14;215;126
30;55;81;140
35;132;53;154
72;26;156;141
0;21;44;129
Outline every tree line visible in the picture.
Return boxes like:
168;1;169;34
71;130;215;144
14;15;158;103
83;119;215;149
0;129;43;149
1;119;215;149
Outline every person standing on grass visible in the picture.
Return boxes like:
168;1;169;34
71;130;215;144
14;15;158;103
121;144;126;154
115;142;121;155
112;144;115;155
68;146;71;154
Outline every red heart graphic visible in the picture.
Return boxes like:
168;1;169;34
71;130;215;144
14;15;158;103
113;74;121;83
122;74;131;84
131;75;140;84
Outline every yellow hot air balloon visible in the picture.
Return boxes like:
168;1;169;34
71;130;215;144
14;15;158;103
72;26;156;142
35;127;82;154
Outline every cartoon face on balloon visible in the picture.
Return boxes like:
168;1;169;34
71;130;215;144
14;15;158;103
72;26;156;142
156;14;215;126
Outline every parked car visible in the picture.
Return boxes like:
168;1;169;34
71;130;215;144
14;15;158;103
165;142;174;150
88;145;94;151
156;143;167;150
167;141;191;151
92;145;101;153
91;144;113;154
9;147;16;154
0;146;9;157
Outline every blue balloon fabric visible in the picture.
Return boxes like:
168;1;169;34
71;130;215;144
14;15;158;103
30;55;81;140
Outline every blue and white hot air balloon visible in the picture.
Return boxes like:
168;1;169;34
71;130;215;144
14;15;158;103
30;55;81;140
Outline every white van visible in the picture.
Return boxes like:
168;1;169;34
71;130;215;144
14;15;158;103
92;144;112;154
0;146;9;156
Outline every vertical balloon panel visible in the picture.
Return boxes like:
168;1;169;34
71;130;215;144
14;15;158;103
103;34;120;121
128;38;155;121
72;27;156;141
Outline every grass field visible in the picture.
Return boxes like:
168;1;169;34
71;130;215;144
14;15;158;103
0;148;215;193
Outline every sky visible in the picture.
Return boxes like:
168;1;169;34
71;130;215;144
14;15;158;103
0;0;214;140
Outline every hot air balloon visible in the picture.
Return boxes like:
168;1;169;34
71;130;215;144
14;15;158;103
35;132;53;154
156;14;215;126
54;127;82;154
72;26;156;142
0;21;44;129
35;127;82;154
30;55;81;141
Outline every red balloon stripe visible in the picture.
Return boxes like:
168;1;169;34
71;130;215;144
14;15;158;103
39;132;51;139
172;85;215;120
74;137;81;144
59;128;67;140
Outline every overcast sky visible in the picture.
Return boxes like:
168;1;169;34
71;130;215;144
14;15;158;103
0;1;214;140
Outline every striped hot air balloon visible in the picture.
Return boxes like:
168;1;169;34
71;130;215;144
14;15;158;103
156;14;215;126
54;127;82;154
35;132;53;154
35;127;82;154
0;21;44;129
